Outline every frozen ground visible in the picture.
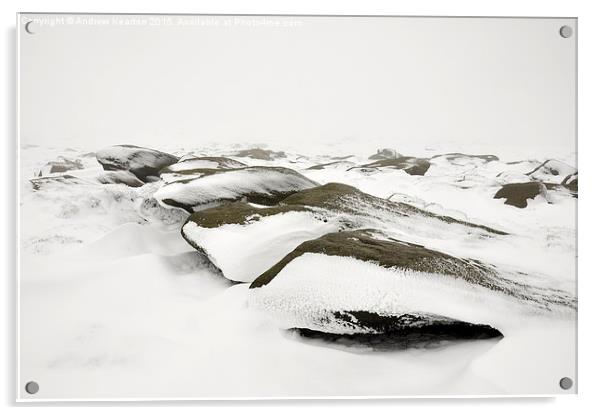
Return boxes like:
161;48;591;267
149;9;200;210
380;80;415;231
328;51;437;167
18;142;577;399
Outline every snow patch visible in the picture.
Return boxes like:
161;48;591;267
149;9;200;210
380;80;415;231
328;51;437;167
182;212;339;282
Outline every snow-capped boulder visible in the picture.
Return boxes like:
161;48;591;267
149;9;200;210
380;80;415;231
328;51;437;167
431;153;499;165
493;182;548;208
134;194;190;226
561;172;578;192
182;202;338;282
526;160;577;184
96;145;178;182
368;148;400;160
36;157;84;176
30;175;92;191
350;156;431;176
249;230;575;338
230;148;287;161
181;183;507;282
159;157;247;183
96;171;145;187
266;182;505;236
154;166;319;213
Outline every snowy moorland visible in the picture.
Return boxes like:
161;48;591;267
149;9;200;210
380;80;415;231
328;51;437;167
18;142;577;399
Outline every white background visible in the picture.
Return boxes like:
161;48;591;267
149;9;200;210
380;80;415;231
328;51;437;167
18;14;576;154
2;0;600;414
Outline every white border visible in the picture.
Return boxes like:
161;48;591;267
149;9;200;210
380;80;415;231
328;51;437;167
15;8;21;406
5;0;601;412
13;11;578;403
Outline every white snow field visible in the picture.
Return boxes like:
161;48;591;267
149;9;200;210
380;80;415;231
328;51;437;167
18;143;577;399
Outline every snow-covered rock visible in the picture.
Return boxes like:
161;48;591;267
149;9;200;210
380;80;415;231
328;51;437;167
154;166;319;213
96;171;145;187
96;145;178;182
132;183;191;226
230;148;287;161
526;159;577;184
19;144;578;394
431;153;499;166
350;156;431;176
27;170;188;241
36;156;84;176
280;183;505;236
182;204;338;282
180;182;507;282
30;174;92;191
159;157;247;183
249;230;575;337
561;172;578;192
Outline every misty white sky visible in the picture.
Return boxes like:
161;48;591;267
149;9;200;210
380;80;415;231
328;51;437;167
19;14;576;156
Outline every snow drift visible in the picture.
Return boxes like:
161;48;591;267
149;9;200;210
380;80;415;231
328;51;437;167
154;166;319;213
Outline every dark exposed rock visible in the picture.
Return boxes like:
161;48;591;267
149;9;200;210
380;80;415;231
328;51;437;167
96;145;178;182
494;182;548;208
185;201;309;229
292;317;503;351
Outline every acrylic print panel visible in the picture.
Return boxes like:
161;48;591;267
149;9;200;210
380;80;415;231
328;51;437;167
17;14;577;400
